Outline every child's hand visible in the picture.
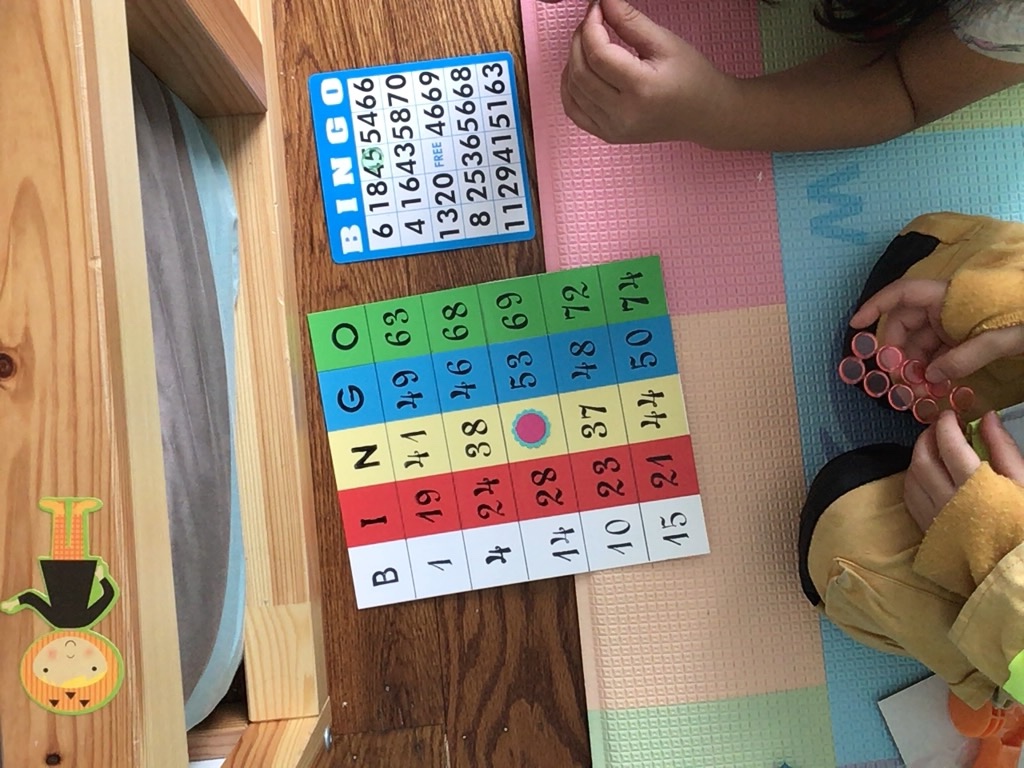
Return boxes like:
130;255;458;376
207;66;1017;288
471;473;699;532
905;410;1024;531
850;278;1024;383
560;0;739;145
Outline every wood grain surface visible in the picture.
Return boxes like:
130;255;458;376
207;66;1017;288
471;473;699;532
126;0;267;116
0;0;187;764
206;0;328;724
189;702;249;760
332;726;449;768
224;701;333;768
272;0;591;765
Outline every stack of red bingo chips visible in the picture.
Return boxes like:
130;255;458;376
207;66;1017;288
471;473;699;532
838;331;975;425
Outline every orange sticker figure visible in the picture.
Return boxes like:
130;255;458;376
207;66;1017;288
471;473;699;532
1;498;124;715
18;630;123;715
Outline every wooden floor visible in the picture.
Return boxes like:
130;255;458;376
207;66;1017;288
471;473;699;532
272;1;591;766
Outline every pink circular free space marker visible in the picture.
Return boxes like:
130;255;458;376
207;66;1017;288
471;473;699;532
888;384;914;411
949;386;976;414
839;356;866;385
913;397;941;425
511;410;550;448
851;331;878;359
926;378;953;399
901;359;926;385
876;345;904;373
863;370;891;398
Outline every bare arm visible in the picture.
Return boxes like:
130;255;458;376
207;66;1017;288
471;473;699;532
562;1;1024;151
723;13;1024;151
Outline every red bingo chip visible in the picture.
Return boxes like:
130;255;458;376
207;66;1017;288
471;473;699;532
901;359;926;385
876;345;903;373
927;378;953;399
838;356;866;385
887;384;914;411
949;386;976;414
851;331;878;359
863;369;891;398
913;397;940;424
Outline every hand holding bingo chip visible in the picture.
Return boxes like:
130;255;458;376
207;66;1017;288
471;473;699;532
904;410;1024;532
838;330;974;424
560;0;739;146
850;277;1024;384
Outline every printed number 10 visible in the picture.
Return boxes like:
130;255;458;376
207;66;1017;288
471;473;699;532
605;519;633;554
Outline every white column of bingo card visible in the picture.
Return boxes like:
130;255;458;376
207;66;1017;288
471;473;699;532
346;73;397;253
383;68;432;250
444;62;499;241
378;70;420;250
476;60;528;237
405;65;447;247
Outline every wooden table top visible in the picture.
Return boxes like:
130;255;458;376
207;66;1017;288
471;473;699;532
273;1;591;765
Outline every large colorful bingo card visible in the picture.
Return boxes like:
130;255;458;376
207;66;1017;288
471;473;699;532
308;52;535;264
308;257;708;608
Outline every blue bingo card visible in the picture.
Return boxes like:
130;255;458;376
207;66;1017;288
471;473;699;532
308;52;536;264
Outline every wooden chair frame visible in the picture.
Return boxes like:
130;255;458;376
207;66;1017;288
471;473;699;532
0;0;328;764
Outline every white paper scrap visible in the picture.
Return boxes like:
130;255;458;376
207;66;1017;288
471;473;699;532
878;676;1024;768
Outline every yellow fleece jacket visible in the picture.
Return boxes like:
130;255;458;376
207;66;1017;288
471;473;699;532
900;213;1024;704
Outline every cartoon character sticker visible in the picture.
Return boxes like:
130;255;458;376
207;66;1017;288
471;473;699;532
1;498;124;715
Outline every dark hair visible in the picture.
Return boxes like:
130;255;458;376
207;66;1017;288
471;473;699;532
812;0;949;42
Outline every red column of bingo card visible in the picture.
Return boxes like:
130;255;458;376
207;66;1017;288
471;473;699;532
307;304;414;608
600;258;709;563
476;275;590;582
537;266;650;571
364;294;475;602
422;283;530;592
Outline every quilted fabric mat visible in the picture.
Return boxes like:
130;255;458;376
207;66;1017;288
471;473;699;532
520;0;1024;765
